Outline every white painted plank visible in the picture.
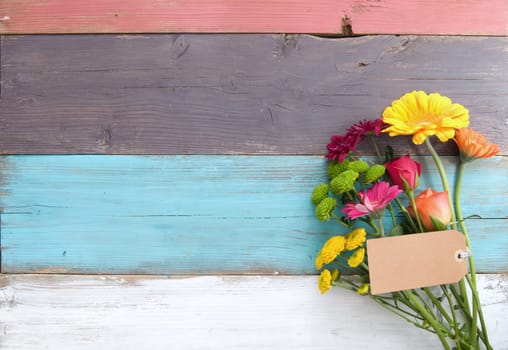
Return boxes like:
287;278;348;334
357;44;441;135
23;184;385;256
0;275;507;350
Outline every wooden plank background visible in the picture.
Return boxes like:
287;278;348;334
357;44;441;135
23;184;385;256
0;0;507;35
1;34;507;156
0;3;507;349
1;155;506;274
0;274;507;350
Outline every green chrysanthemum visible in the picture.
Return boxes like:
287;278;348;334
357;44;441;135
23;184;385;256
348;160;369;173
363;164;386;184
330;170;359;195
328;160;350;180
311;184;329;206
315;197;337;221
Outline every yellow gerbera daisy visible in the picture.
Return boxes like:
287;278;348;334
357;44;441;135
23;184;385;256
345;228;367;250
357;283;369;295
315;236;346;270
347;247;365;268
318;269;333;294
382;91;469;144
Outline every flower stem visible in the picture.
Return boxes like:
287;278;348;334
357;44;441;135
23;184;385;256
359;216;380;235
372;297;427;329
408;190;424;232
386;203;397;227
331;213;352;229
423;287;453;325
369;135;383;161
466;274;492;350
455;162;492;349
440;286;463;349
377;217;385;237
403;290;451;350
423;138;457;230
393;197;418;232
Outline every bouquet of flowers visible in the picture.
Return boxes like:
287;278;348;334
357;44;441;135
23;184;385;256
312;91;499;349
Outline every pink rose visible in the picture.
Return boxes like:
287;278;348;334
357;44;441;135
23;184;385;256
385;155;422;192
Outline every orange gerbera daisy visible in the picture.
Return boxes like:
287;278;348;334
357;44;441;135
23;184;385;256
454;128;500;162
382;91;469;144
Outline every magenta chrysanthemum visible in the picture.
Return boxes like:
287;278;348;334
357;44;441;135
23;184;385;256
325;132;361;162
342;181;402;220
347;118;385;137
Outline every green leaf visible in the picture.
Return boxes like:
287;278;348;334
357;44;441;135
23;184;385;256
340;216;354;228
388;225;405;236
430;216;447;231
460;322;470;334
360;274;370;283
400;176;412;194
402;221;417;234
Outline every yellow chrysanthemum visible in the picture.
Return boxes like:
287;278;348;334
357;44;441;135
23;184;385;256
315;236;346;270
331;268;340;281
347;247;365;268
318;269;333;294
345;228;367;250
382;91;469;144
357;283;369;295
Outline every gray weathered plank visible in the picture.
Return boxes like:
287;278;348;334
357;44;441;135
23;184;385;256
1;34;507;155
0;274;507;350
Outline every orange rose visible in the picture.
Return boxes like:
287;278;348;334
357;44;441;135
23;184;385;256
408;188;452;231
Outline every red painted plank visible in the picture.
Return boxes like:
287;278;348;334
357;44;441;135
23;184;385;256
0;0;506;35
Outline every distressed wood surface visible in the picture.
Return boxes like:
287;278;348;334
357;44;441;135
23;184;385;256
1;155;506;274
0;0;507;35
0;274;507;350
1;35;507;155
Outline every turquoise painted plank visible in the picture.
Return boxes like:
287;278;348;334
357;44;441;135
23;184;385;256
0;155;506;274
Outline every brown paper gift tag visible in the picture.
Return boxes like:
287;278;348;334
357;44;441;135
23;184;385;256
366;230;468;295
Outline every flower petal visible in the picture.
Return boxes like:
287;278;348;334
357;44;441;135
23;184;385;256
435;128;456;142
412;132;428;144
382;91;469;144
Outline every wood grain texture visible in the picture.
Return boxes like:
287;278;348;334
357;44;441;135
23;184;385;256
0;0;507;35
1;34;507;155
0;274;507;350
1;155;506;274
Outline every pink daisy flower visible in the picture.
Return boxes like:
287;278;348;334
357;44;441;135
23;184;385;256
342;181;402;220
